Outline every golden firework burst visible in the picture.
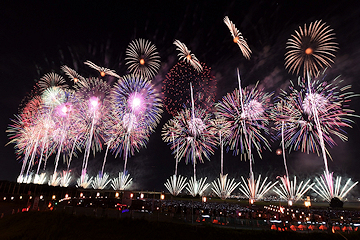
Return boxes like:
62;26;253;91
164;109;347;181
285;20;338;77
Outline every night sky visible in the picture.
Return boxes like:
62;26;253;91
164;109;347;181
1;0;360;192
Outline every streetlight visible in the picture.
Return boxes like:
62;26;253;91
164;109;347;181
202;196;207;203
115;192;119;198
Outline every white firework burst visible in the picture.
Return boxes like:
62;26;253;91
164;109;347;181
111;172;133;191
17;173;33;184
60;171;72;187
239;174;277;201
61;65;85;84
125;38;161;80
273;175;314;203
173;40;203;72
186;176;210;197
48;172;61;186
211;173;240;200
92;172;111;190
223;16;252;60
312;171;358;202
164;174;188;196
33;173;47;184
84;60;120;78
76;172;93;189
38;72;68;92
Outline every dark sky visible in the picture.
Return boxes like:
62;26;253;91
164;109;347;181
1;0;360;192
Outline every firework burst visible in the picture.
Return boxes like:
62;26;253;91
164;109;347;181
211;173;240;200
92;172;111;189
37;72;68;92
76;170;93;189
215;82;272;159
48;172;61;186
108;74;162;174
223;16;251;59
173;40;203;72
186;177;210;197
111;172;133;190
162;107;217;167
162;61;216;116
285;20;338;78
274;75;357;156
164;175;188;196
125;38;161;80
75;77;111;180
273;176;314;203
61;65;85;84
60;170;72;187
84;60;120;78
239;174;277;202
312;171;358;202
33;173;46;184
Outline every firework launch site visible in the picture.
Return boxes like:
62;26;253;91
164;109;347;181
0;180;360;239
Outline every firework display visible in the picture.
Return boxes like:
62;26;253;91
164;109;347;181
162;61;216;116
173;40;203;72
5;15;359;206
285;20;338;78
223;16;252;60
84;60;121;79
284;20;358;203
215;82;272;159
274;75;356;156
125;38;161;80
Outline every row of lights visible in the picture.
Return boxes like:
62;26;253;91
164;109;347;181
3;192;167;201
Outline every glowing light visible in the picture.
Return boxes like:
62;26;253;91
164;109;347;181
61;106;68;115
89;97;99;110
305;48;313;55
130;95;142;112
160;194;165;200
